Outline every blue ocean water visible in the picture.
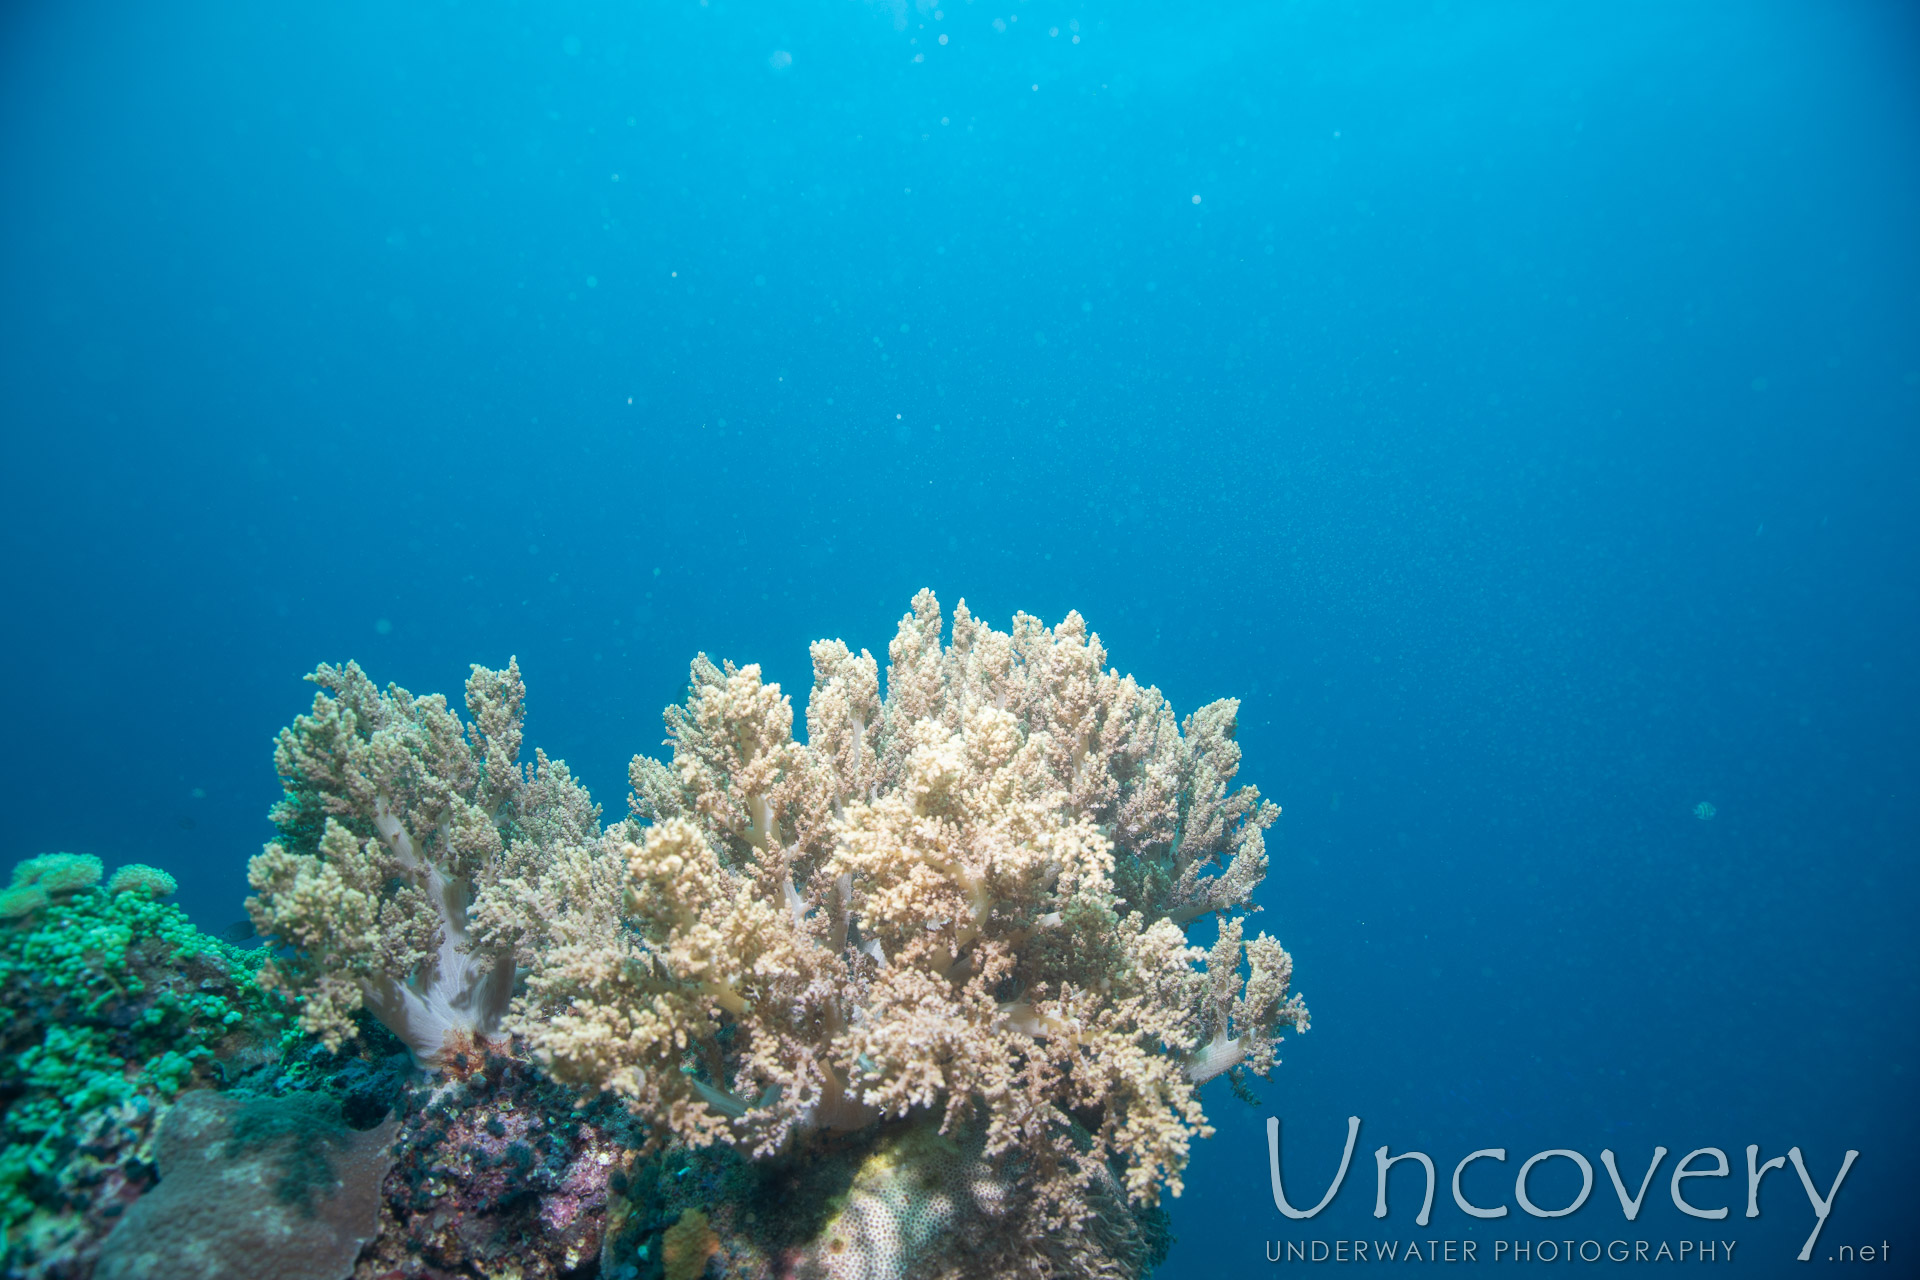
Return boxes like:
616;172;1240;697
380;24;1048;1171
2;0;1914;1272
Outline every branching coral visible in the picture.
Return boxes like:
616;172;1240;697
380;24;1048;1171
505;591;1308;1261
245;658;601;1067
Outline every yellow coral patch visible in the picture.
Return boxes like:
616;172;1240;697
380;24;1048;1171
661;1207;720;1280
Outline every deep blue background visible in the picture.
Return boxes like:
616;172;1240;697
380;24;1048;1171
3;0;1915;1271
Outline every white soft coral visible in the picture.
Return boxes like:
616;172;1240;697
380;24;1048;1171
247;658;598;1068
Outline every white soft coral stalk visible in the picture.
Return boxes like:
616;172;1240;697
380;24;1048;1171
368;797;515;1066
247;657;570;1071
1183;920;1307;1086
1184;1033;1247;1085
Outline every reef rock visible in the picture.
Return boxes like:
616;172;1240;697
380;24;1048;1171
95;1090;398;1280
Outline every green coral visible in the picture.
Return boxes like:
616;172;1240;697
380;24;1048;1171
9;852;104;897
0;860;290;1241
0;884;48;921
107;863;178;899
3;858;177;925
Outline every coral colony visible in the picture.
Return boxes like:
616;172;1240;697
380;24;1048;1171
2;592;1308;1280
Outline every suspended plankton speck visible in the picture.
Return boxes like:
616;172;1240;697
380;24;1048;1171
1192;194;1202;204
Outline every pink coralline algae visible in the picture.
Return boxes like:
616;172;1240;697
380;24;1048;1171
353;1053;642;1280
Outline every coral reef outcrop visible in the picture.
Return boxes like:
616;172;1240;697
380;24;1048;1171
7;591;1308;1280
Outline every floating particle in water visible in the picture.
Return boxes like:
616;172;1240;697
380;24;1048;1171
1693;801;1717;821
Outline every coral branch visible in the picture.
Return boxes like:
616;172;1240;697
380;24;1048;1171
246;658;598;1068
